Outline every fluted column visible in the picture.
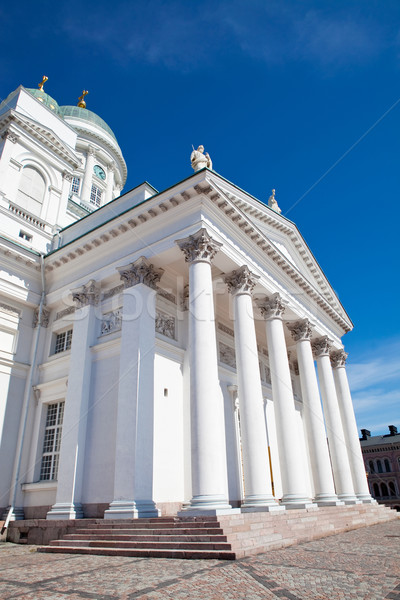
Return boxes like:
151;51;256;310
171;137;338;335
331;350;374;503
105;257;164;519
312;337;358;503
47;280;100;519
258;294;313;508
225;266;281;511
176;228;231;513
287;320;340;505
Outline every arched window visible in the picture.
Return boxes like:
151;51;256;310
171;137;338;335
384;459;391;472
17;166;46;215
369;460;375;473
377;459;383;473
389;482;396;497
381;483;388;497
373;483;380;497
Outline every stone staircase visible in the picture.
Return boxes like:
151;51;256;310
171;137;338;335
37;516;236;560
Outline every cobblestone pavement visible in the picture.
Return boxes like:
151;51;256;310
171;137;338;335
0;519;399;600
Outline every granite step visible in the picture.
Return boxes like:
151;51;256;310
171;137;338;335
73;521;221;530
62;533;228;542
38;546;236;560
67;527;224;536
49;539;232;550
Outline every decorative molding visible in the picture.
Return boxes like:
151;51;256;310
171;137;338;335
101;309;122;335
194;184;212;195
330;349;348;368
155;310;176;340
33;307;50;328
118;256;164;290
287;318;312;342
102;284;124;301
72;279;100;308
219;342;236;369
1;130;19;143
218;322;234;337
87;145;96;156
224;265;259;295
257;293;286;320
62;171;73;181
311;336;332;358
0;303;20;317
158;289;176;304
181;190;191;200
55;306;75;321
292;360;299;376
181;284;189;311
176;228;222;264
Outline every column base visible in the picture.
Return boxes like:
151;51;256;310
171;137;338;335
104;500;160;520
314;493;344;506
337;494;361;505
177;494;232;516
241;494;285;512
46;502;83;520
282;495;316;510
356;494;376;503
2;506;25;521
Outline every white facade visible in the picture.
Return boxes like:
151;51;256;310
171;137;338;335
0;84;373;521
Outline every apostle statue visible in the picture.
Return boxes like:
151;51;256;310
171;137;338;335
191;145;212;172
268;189;281;214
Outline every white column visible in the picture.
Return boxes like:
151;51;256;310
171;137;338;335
312;337;358;503
331;350;374;503
105;257;164;519
81;146;96;204
176;228;231;513
287;320;340;505
258;294;313;508
225;266;281;511
47;280;100;519
56;171;72;226
105;162;115;204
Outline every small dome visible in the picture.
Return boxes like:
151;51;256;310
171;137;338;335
26;89;60;114
59;105;117;141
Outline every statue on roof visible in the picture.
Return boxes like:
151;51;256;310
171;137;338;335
191;145;212;172
38;76;48;92
77;90;89;109
268;189;281;214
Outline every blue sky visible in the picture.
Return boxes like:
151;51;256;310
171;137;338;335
1;0;399;434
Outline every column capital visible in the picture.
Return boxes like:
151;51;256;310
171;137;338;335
72;279;100;308
330;349;348;368
257;292;286;320
62;171;73;182
311;336;333;358
107;161;117;173
224;265;259;295
87;145;96;156
287;318;312;342
117;256;164;290
175;228;222;264
33;307;50;328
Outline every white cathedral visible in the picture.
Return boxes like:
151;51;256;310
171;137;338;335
0;79;374;524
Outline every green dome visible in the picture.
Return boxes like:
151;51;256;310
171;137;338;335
26;89;60;114
59;105;117;141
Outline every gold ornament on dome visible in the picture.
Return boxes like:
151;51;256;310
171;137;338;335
77;90;89;108
38;76;48;91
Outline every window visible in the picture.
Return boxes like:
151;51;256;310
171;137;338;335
389;482;396;497
90;184;102;206
17;166;46;215
373;483;380;497
19;230;32;242
70;177;80;195
40;402;64;481
369;460;375;473
377;459;383;473
381;483;389;497
384;459;391;472
54;329;72;354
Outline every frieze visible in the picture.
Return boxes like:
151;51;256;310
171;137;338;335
218;322;235;337
219;342;236;369
0;303;20;317
102;284;124;301
55;305;75;321
155;310;176;340
101;309;122;335
158;289;176;304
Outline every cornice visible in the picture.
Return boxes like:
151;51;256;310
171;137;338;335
0;234;41;270
0;110;80;169
43;174;351;333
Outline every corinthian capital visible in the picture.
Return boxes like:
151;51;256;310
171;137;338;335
72;279;100;307
118;256;164;290
257;293;286;320
330;349;348;368
224;265;259;295
287;318;312;342
175;228;222;264
311;336;332;358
